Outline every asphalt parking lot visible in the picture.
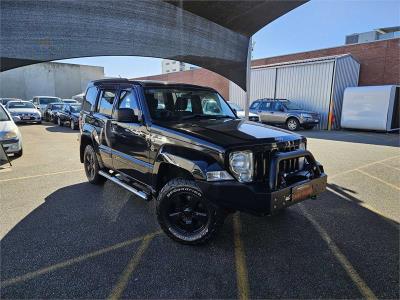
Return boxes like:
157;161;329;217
1;123;399;299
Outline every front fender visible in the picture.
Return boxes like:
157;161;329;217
152;145;224;183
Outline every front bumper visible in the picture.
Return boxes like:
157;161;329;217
0;138;22;154
14;116;41;123
299;118;320;125
197;150;327;215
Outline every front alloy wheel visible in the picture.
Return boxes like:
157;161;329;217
57;117;62;126
70;120;75;130
157;179;224;245
286;118;300;131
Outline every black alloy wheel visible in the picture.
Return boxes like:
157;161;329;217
157;179;224;244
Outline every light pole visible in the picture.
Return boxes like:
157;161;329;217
244;37;253;120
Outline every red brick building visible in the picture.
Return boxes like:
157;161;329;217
136;38;400;99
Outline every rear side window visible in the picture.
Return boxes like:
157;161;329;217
83;87;98;111
97;90;116;116
250;101;260;109
271;102;283;111
260;101;271;110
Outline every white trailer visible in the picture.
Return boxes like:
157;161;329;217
341;85;399;132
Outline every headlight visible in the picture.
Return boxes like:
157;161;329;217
229;150;253;182
3;129;18;139
300;113;312;119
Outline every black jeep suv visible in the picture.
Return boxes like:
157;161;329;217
79;79;327;244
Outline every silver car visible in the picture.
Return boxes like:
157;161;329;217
0;104;23;157
249;99;320;131
32;96;62;117
6;100;42;124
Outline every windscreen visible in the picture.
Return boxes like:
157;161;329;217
70;105;81;113
8;102;35;109
52;104;64;110
40;98;61;105
0;106;10;121
144;88;236;121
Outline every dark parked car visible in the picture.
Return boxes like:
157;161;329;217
44;103;64;122
57;103;81;130
250;99;321;131
79;79;327;244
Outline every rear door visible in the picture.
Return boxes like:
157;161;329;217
269;101;287;124
111;87;151;185
258;100;273;123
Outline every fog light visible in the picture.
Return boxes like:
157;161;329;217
206;171;234;182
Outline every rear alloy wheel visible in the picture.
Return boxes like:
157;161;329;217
157;179;224;245
83;145;105;184
286;118;300;131
57;117;62;126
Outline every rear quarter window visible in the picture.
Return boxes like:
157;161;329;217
82;86;98;112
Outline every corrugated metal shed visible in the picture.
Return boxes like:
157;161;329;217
229;54;360;129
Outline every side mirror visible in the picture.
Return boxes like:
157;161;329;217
232;108;237;115
113;108;139;123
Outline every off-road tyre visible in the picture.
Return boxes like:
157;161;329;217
83;144;106;185
156;178;225;245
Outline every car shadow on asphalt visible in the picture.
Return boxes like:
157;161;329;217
298;130;400;147
44;124;77;133
1;182;399;298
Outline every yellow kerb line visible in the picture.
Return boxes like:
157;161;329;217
0;169;84;183
330;155;400;179
233;213;250;300
0;230;162;288
300;206;377;300
108;235;154;300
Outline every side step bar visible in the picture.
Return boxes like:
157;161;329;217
98;170;149;200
